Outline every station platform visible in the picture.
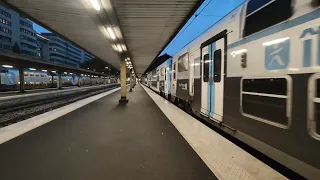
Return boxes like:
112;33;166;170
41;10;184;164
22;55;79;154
0;84;285;180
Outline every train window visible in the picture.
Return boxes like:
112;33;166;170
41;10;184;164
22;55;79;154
173;63;176;80
30;73;34;76
308;74;320;141
244;0;293;37
164;68;167;81
213;49;222;82
203;54;209;82
241;77;292;129
178;53;189;72
24;72;28;76
312;0;320;7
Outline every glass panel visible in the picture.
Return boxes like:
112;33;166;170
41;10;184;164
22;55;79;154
244;0;293;37
243;78;287;95
178;53;189;72
203;54;209;82
214;49;222;82
242;94;288;125
316;103;320;135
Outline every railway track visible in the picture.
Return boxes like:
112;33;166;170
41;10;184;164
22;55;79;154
0;84;119;127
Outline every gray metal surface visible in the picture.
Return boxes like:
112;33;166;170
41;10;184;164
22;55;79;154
112;0;202;74
0;84;216;180
5;0;202;75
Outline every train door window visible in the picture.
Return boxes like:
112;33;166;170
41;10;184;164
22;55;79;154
164;68;167;81
308;74;320;141
244;0;293;37
203;54;209;82
214;49;222;82
241;76;292;129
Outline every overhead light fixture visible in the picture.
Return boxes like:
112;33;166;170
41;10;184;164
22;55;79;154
2;65;13;68
42;70;47;72
87;68;90;70
105;67;108;69
106;27;116;40
122;45;127;51
52;71;56;73
69;73;73;75
88;0;101;11
117;44;123;52
29;68;36;71
111;44;118;51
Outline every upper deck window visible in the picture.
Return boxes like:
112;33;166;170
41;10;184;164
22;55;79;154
244;0;293;37
178;53;189;72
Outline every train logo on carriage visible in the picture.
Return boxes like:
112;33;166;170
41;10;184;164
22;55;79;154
5;71;16;85
300;25;320;67
264;37;290;70
72;75;78;85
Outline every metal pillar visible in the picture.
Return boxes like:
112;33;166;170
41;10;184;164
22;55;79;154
90;75;92;86
57;72;62;89
18;67;24;93
119;57;128;104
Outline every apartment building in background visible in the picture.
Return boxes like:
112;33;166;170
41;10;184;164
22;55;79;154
0;3;95;67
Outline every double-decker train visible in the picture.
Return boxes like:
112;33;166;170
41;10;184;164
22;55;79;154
143;0;320;179
0;68;117;91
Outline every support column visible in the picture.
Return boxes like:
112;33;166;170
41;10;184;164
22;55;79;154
90;75;92;86
129;69;133;92
57;71;62;89
18;67;24;93
119;57;128;104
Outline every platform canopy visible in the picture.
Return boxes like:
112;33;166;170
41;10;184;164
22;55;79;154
5;0;203;75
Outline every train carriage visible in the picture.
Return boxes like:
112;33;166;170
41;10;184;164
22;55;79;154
146;0;320;178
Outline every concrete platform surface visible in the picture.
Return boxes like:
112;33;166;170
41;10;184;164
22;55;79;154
0;84;217;180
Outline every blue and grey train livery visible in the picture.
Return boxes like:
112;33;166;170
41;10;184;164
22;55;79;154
145;0;320;179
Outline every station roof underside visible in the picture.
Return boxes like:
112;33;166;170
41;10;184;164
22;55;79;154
5;0;203;75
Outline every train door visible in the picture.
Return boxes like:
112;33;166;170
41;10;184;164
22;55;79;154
171;59;178;101
200;30;226;122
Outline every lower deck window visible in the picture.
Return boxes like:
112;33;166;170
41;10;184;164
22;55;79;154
309;75;320;140
315;104;320;135
241;77;291;128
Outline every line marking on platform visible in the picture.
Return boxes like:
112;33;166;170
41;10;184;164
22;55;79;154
0;87;121;144
141;84;287;180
